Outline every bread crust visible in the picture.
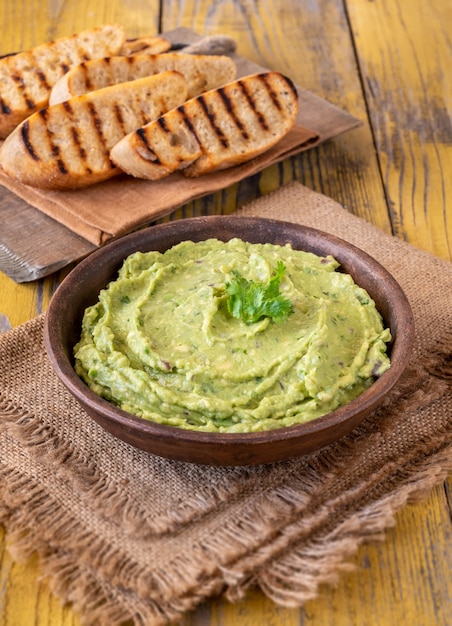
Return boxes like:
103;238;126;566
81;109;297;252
0;24;126;139
0;71;189;189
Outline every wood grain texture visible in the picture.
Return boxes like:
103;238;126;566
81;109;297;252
0;191;95;282
347;0;452;261
0;527;80;626
0;0;451;624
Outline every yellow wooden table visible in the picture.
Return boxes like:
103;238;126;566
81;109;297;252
0;1;450;624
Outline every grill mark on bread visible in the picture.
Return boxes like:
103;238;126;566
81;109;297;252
113;103;126;134
62;100;89;166
35;67;51;91
101;56;112;87
239;79;269;131
10;72;35;110
11;72;25;86
87;101;108;150
217;86;249;140
258;73;283;111
156;116;176;153
136;127;161;164
62;100;73;114
71;125;88;164
157;116;169;132
38;107;68;174
20;107;67;173
21;120;39;161
156;116;185;154
56;155;68;174
178;104;200;144
0;98;11;114
78;61;93;91
28;49;52;92
197;94;229;148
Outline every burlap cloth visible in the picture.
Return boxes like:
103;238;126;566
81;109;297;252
0;182;451;625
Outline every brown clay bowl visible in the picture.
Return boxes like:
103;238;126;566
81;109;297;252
44;216;414;466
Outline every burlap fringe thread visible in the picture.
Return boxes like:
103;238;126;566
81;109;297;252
0;331;451;625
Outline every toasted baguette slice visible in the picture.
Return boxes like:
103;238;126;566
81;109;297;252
110;71;298;181
0;71;189;190
120;36;171;56
0;24;126;139
49;53;237;105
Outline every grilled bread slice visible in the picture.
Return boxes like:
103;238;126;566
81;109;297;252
110;71;299;181
49;53;236;105
120;36;171;56
0;71;189;190
0;24;126;139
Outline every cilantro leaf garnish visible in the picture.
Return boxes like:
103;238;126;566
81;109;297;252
225;260;293;325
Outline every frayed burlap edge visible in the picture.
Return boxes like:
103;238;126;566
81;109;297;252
0;437;450;625
254;447;452;607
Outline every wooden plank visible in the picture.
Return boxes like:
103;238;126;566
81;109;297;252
0;526;80;626
0;192;95;282
0;0;161;48
346;0;452;261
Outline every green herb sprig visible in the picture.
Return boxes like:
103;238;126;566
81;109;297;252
225;260;293;325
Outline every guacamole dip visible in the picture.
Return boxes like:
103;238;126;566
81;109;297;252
74;238;391;433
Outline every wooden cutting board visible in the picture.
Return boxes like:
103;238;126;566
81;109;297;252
0;27;361;283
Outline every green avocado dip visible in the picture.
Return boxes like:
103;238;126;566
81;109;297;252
74;238;391;433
